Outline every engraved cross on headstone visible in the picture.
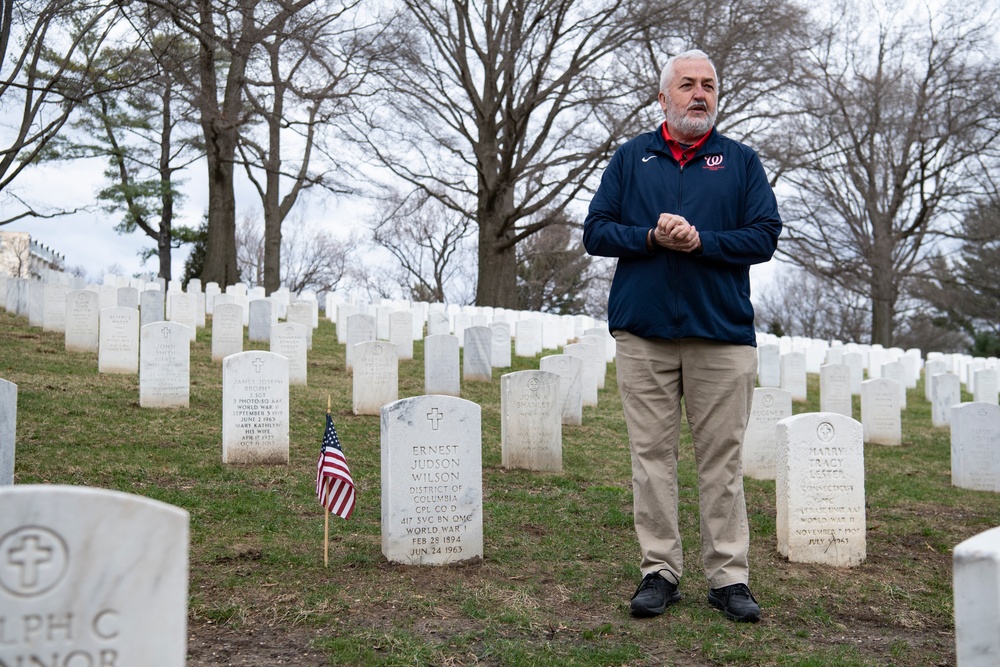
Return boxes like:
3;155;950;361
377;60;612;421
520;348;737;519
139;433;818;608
252;357;264;373
161;326;172;339
7;534;53;588
426;407;444;430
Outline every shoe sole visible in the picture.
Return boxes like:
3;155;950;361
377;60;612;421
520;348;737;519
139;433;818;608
707;592;760;623
630;591;681;618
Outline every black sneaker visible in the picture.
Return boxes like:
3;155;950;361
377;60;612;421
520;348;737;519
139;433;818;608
707;583;761;623
630;572;681;618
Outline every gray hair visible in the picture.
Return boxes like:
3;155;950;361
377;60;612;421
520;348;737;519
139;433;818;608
659;50;719;94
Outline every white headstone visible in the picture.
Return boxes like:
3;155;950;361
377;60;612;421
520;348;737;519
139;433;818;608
98;283;118;311
42;283;69;333
881;360;907;410
380;396;483;565
98;307;140;374
424;334;460;397
427;311;450;337
924;359;949;401
562;342;598;407
489;321;512;368
953;525;1000;666
140;289;165;328
514;319;542;358
139;322;190;408
861;378;901;446
222;351;289;464
780;352;808;402
973;368;999;406
743;387;793;481
950;402;1000;492
0;485;188;666
539;354;583;426
578;334;607;390
931;373;962;427
843;351;864;395
211;303;244;362
820;364;853;418
270;322;308;386
757;344;781;387
286;301;314;350
462;326;493;382
117;286;139;310
776;412;866;567
0;379;15;486
64;290;100;353
248;299;273;343
501;370;562;471
167;292;197;342
389;311;414;360
204;282;221;315
345;313;376;372
353;341;399;415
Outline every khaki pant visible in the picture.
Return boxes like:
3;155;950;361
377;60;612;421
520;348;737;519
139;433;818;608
614;331;757;589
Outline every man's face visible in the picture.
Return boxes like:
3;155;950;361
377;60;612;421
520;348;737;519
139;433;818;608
658;59;718;143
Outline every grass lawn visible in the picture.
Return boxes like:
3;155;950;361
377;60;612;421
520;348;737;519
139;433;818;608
3;307;996;666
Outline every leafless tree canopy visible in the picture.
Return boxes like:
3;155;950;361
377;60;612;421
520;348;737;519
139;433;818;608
777;1;1000;346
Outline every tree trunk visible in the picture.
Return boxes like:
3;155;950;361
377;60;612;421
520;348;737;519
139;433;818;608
200;123;240;286
475;217;519;308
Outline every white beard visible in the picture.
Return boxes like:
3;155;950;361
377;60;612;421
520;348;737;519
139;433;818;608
665;102;716;139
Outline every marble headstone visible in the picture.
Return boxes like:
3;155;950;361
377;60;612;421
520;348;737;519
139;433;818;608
931;373;962;427
270;322;308;386
757;344;780;387
42;283;69;333
742;387;793;481
953;525;1000;666
139;289;165;328
222;351;289;464
424;334;460;397
462;326;493;382
924;359;949;402
345;313;376;372
167;292;197;342
776;412;866;567
211;303;244;362
861;378;902;446
950;402;1000;492
501;370;562;472
389;311;414;360
353;341;398;415
248;299;273;343
490;321;512;368
139;322;190;408
974;368;999;406
539;354;583;426
820;363;853;418
380;396;483;566
0;485;188;666
562;342;598;407
64;290;100;353
0;379;14;486
98;307;140;374
780;352;808;402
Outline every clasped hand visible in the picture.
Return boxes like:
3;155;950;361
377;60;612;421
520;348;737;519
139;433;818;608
654;213;701;253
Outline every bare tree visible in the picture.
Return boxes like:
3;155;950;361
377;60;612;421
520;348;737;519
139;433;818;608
0;0;132;222
237;0;369;294
369;191;476;303
236;210;357;295
137;0;319;287
517;213;592;314
753;267;870;342
354;0;692;308
777;0;1000;346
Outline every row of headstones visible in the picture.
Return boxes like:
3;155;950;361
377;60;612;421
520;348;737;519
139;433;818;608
745;386;1000;493
759;348;999;405
5;397;998;664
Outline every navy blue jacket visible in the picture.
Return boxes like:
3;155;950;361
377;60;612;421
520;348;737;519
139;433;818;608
583;125;781;346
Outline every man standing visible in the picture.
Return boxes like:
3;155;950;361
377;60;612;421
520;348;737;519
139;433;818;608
583;49;781;623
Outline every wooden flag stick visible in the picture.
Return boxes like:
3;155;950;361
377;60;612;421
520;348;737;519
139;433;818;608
324;511;330;568
324;394;332;568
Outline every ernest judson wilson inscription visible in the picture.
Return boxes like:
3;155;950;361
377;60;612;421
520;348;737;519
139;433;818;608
381;395;483;566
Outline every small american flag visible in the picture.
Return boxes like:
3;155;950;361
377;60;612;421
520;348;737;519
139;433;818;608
316;413;356;520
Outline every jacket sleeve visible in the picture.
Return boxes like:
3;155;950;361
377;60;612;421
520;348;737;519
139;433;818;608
696;149;781;266
583;147;653;258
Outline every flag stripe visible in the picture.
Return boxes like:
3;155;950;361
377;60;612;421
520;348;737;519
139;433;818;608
316;414;356;520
